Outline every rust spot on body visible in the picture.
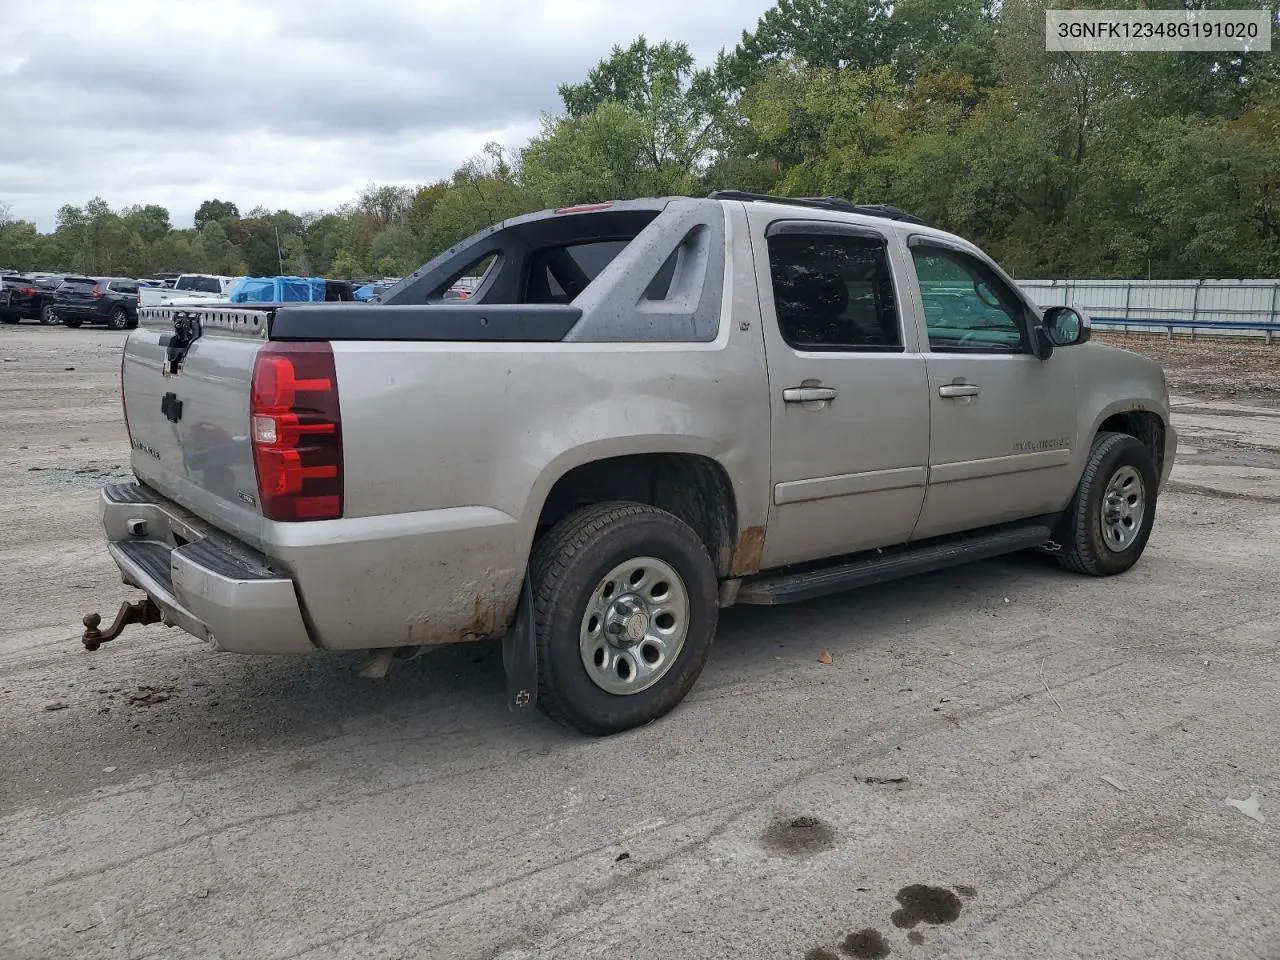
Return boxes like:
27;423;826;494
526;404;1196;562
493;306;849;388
729;524;766;576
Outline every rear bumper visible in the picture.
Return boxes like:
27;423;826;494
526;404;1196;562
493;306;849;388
100;482;314;654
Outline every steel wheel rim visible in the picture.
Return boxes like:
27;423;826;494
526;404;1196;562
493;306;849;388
579;556;689;696
1101;465;1145;552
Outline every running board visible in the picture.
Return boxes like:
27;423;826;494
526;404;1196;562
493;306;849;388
736;521;1054;606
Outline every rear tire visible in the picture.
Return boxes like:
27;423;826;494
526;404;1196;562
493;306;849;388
1056;432;1158;576
107;307;129;331
531;502;719;735
39;304;57;325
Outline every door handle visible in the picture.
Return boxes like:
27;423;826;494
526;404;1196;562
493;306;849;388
783;386;838;403
938;384;980;398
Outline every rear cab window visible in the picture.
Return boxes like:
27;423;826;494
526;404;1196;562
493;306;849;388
524;240;629;304
175;275;222;293
397;205;666;307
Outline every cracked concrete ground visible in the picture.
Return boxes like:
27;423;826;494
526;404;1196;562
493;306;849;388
1;327;1277;960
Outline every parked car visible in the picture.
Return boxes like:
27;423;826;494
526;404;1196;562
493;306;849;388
54;276;139;330
0;274;63;324
138;274;239;307
88;192;1175;736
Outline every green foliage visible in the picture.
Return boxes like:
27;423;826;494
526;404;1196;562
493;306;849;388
193;199;239;230
3;0;1278;282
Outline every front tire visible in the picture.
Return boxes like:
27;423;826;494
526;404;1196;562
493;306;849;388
531;502;719;735
1056;432;1159;576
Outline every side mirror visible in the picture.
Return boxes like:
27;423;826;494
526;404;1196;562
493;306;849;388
1042;305;1092;347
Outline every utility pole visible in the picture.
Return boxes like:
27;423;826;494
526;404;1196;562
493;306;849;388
274;224;285;275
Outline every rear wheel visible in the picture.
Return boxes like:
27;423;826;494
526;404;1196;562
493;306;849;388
530;502;719;735
107;307;129;330
39;304;57;325
1056;432;1159;576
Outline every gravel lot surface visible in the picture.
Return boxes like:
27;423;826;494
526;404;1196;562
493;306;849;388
1;327;1277;960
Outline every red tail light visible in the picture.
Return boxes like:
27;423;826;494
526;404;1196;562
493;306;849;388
250;342;343;521
17;287;36;296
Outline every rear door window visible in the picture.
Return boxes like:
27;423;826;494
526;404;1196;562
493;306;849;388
766;233;903;351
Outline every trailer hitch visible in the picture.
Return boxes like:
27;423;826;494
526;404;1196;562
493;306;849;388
81;598;162;651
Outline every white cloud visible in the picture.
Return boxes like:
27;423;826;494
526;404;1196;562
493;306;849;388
0;0;772;229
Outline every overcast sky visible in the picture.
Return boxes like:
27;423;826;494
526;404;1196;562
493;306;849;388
1;0;774;231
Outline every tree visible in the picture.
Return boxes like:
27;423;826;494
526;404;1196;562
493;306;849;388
194;199;239;229
728;0;893;85
357;184;413;229
544;38;723;201
122;204;172;244
0;208;41;271
198;221;245;275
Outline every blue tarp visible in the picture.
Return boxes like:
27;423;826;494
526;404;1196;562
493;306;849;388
353;282;394;302
228;276;327;303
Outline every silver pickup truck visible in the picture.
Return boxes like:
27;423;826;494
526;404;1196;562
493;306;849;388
85;192;1175;735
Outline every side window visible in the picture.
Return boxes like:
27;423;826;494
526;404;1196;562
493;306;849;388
196;277;221;294
910;246;1028;353
766;233;902;351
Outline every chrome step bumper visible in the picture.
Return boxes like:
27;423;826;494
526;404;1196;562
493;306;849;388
99;483;314;654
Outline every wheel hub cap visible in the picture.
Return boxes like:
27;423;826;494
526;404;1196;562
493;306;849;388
1100;465;1146;553
579;557;690;696
605;595;650;646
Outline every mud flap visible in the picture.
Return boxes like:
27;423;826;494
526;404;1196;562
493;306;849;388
502;573;538;712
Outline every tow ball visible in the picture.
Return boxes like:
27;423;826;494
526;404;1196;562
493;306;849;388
81;598;162;651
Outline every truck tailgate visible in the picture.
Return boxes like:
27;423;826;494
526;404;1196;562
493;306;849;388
123;307;269;547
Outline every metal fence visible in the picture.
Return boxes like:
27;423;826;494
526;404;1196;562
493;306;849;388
1017;279;1280;341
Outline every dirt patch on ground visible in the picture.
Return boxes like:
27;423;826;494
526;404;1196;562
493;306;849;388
1096;333;1280;400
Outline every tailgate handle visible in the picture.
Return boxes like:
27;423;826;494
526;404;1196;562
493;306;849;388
165;313;202;374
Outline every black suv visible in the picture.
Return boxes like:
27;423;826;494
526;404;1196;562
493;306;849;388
1;274;63;324
54;277;140;330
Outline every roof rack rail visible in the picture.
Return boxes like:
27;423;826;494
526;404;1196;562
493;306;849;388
706;190;930;226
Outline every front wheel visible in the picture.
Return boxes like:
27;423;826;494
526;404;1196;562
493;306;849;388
39;304;58;325
1056;432;1159;576
530;502;719;735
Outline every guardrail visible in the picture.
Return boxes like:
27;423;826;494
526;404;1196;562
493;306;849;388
1018;278;1280;343
1091;316;1280;344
